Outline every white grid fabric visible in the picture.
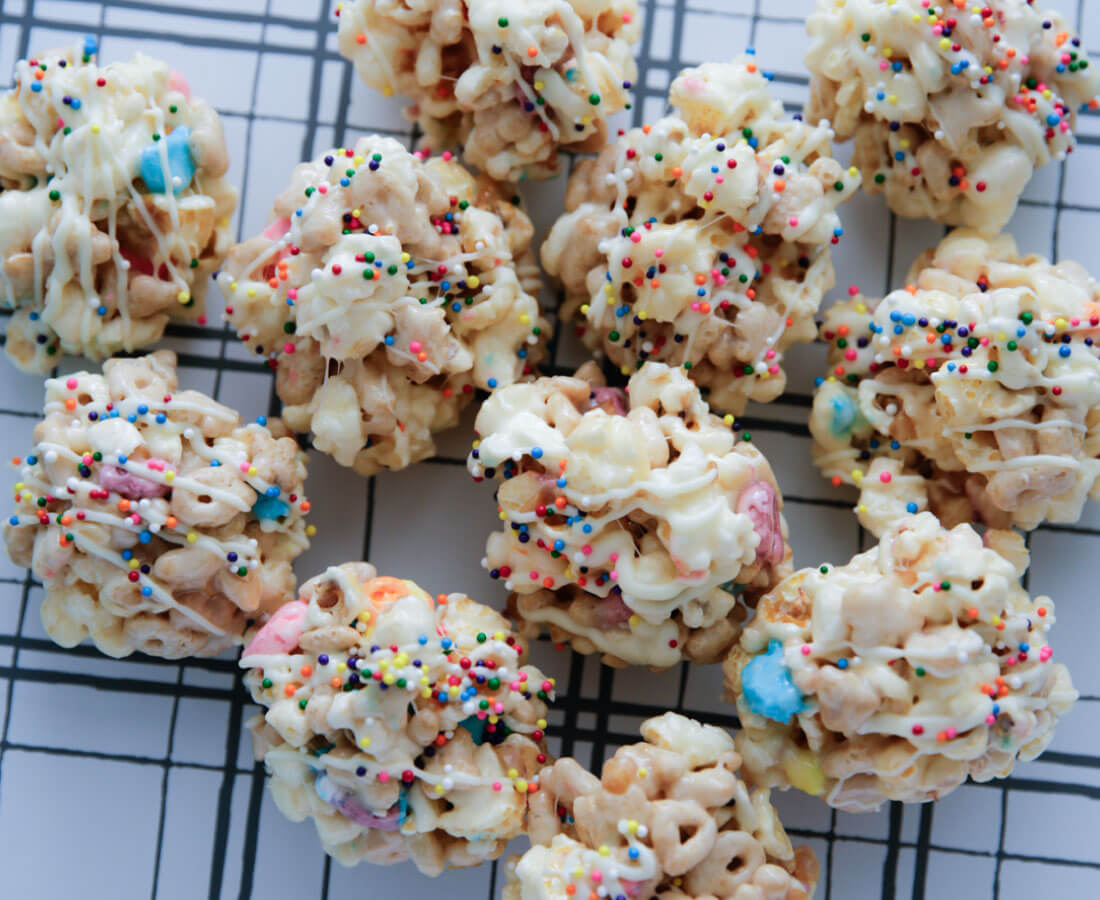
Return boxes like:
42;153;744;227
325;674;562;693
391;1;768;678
0;1;1097;898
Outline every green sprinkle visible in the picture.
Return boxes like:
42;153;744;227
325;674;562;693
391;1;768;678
741;433;752;442
1007;340;1017;351
364;252;375;262
261;678;273;689
588;93;600;105
169;104;178;114
190;258;199;269
497;16;508;26
820;565;830;573
987;361;999;372
743;365;754;375
152;133;161;142
387;264;398;275
236;566;248;577
476;632;487;643
364;269;375;280
834;181;845;191
488;677;500;690
874;172;886;184
683;361;693;370
1020;311;1034;324
298;698;308;709
608;330;620;341
940;581;951;590
915;667;926;677
48;190;60;201
861;33;871;41
283;322;295;334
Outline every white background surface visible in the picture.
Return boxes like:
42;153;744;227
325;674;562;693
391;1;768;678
0;1;1097;898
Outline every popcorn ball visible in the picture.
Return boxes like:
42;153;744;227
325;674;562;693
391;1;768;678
723;513;1076;813
805;0;1100;231
336;0;640;182
542;57;858;415
2;351;311;658
217;136;549;476
243;563;555;875
810;228;1100;537
467;361;791;669
0;39;236;372
505;713;820;900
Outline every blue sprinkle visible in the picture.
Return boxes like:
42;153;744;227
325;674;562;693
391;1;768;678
628;847;640;860
1059;346;1071;357
531;447;543;459
340;177;350;187
992;704;1001;716
451;302;462;312
742;640;805;724
210;460;221;467
836;658;849;669
384;335;395;346
441;281;451;291
137;404;148;415
418;635;428;645
894;151;905;161
139;530;152;544
582;523;592;534
96;305;107;316
556;477;566;488
552;540;564;551
890;440;900;450
1020;643;1030;653
264;485;280;498
8;516;19;526
441;638;453;650
1047;114;1061;126
487;378;498;389
140;125;194;194
906;502;918;513
122;549;133;561
252;495;290;520
83;35;98;55
127;414;137;423
118;455;127;464
155;413;166;424
256;415;267;426
31;83;42;93
70;97;81;110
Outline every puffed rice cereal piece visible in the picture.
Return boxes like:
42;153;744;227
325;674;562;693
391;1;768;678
543;57;858;414
217;136;550;476
243;563;555;875
468;361;791;669
805;0;1100;231
2;351;310;658
810;228;1100;536
0;39;236;372
723;513;1076;812
336;0;640;182
505;712;819;900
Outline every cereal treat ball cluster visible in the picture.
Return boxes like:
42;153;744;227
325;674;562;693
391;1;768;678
810;228;1100;537
336;0;640;182
467;361;791;669
0;39;236;372
217;136;549;476
723;514;1076;812
543;57;858;415
806;0;1100;231
243;563;555;875
505;713;820;900
2;351;311;658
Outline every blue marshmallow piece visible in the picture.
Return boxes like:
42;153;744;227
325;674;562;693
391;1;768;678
742;639;805;724
140;126;194;194
252;495;290;521
830;391;857;436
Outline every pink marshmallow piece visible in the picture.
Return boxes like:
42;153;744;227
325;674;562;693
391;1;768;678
737;480;784;566
168;70;191;101
242;600;308;658
98;463;171;500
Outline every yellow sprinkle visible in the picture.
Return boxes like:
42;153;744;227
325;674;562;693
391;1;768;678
378;660;389;671
628;614;641;627
620;366;631;376
580;304;591;315
247;466;258;476
434;784;446;795
637;311;647;320
848;166;859;177
638;768;648;778
305;525;317;537
401;252;411;263
186;532;198;543
164;471;175;483
449;685;460;696
128;559;140;570
534;81;545;90
420;688;431;698
1055;318;1067;329
598;846;610;857
230;281;239;292
912;13;922;22
489;714;499;724
467;275;480;289
997;332;1007;341
883;47;892;57
723;414;734;426
857;504;868;514
913;358;925;370
536;719;547;729
519;313;531;325
939;38;951;50
899;139;910;149
14;482;24;492
581;116;591;126
383;673;396;685
826;375;837;383
851;469;863;482
353;155;364;166
856;303;868;314
359;736;371;748
1042;89;1052;100
419;676;429;686
573;868;584;879
351;208;361;217
493;630;504;641
627;820;639;835
177;291;191;304
499;510;507;520
246;288;257;298
472;440;481;449
514;779;528;792
383;86;394;97
91;123;101;134
337;662;347;673
507;769;519;780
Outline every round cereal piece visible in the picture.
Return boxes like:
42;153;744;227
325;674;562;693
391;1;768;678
2;351;311;658
805;0;1100;231
0;40;237;373
467;361;791;669
217;136;550;476
723;513;1076;813
504;712;819;900
242;563;555;875
336;0;640;182
810;228;1100;537
543;57;858;415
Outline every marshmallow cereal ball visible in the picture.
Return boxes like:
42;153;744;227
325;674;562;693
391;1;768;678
542;57;858;415
243;563;555;875
723;513;1076;812
336;0;640;181
217;136;549;476
0;40;236;372
468;361;791;669
805;0;1100;231
3;351;312;658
